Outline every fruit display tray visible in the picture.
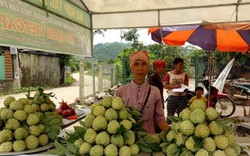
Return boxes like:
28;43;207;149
0;143;54;156
61;107;91;129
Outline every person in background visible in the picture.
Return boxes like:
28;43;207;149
203;80;218;108
115;50;169;133
148;60;166;107
163;58;189;123
189;86;207;105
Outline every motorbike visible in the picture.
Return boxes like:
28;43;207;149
186;78;236;118
230;81;250;102
230;81;250;116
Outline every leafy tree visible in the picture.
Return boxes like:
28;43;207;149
121;29;147;50
59;54;72;84
93;29;107;36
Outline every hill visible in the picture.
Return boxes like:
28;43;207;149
93;42;131;61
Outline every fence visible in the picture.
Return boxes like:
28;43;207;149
98;64;116;92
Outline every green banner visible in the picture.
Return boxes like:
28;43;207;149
23;0;91;28
0;0;91;56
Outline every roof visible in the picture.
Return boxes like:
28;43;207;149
72;0;250;29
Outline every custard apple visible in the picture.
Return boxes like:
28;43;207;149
202;137;216;152
105;108;118;121
180;120;194;136
79;142;92;155
101;96;113;108
95;131;110;146
119;146;131;156
3;96;16;107
107;120;120;134
84;128;97;144
112;97;125;111
189;108;205;124
25;135;39;150
92;116;107;131
111;134;124;147
14;127;28;140
13;140;26;152
89;145;104;156
39;134;49;146
104;144;118;156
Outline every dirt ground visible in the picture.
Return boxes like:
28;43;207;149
0;73;249;117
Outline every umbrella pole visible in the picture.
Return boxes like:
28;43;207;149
207;51;212;106
159;27;163;43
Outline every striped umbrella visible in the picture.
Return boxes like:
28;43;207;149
149;23;250;52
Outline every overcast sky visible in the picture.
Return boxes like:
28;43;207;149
93;28;155;45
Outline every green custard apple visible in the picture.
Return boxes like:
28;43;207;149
84;113;95;128
205;107;220;121
105;108;118;122
179;108;191;120
130;144;140;156
0;129;13;144
14;127;28;140
107;120;120;134
112;97;125;111
100;96;113;108
213;150;226;156
180;120;194;136
25;135;39;150
194;123;210;138
13;110;27;121
89;145;104;156
79;142;92;155
13;140;26;152
189;108;205;124
119;146;131;156
84;128;97;144
92;105;106;117
92;116;107;131
104;144;118;156
38;134;49;146
111;134;124;147
5;118;20;130
0;141;13;152
202;137;216;152
95;131;110;146
26;113;40;126
3;96;16;108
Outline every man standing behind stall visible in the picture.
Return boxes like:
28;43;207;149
163;58;189;123
148;60;166;107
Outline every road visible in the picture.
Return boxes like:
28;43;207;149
0;74;249;117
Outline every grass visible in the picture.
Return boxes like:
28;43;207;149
0;87;44;96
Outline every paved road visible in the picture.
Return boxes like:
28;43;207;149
0;74;248;117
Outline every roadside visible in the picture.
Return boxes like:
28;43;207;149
0;74;248;117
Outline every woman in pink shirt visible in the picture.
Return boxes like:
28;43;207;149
115;51;169;133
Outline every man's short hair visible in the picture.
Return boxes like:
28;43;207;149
195;86;204;92
173;58;184;65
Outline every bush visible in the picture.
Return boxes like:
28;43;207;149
64;75;74;86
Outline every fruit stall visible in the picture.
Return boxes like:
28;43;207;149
0;88;250;156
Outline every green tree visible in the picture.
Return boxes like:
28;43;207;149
121;29;146;50
59;54;72;84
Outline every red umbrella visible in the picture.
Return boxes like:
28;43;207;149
149;23;250;52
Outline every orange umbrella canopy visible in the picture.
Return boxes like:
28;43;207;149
149;23;250;52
